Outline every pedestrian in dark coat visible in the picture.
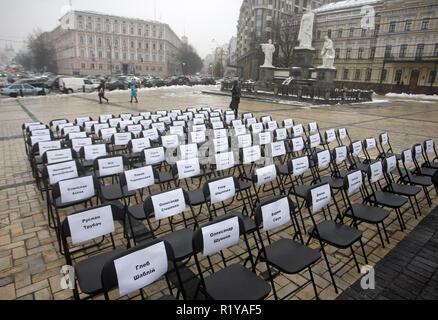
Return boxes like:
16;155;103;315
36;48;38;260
98;80;109;104
230;81;241;118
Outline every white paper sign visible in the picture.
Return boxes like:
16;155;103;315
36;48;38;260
202;216;240;256
234;125;247;136
292;137;305;152
145;147;165;165
98;156;124;177
283;119;294;128
213;137;229;153
100;127;117;140
151;122;166;133
335;146;348;164
132;116;144;124
231;119;243;127
308;122;318;133
366;138;376;150
46;148;73;164
127;124;143;135
38;141;61;156
251;123;264;134
262;197;291;232
140;120;153;129
370;161;383;183
237;134;252;149
71;137;92;152
178;144;198;160
31;129;50;136
414;145;422;159
114;133;132;146
68;205;115;245
51;120;66;128
267;121;278;131
59;175;95;204
76;117;91;126
275;128;287;141
28;124;46;131
93;123;109;134
425;140;434;154
311;184;331;213
57;122;74;132
293;125;304;137
119;120;134;131
211;121;224;129
403;150;412;166
317;150;331;169
385;155;397;174
140;112;151;119
242;145;261;164
209;177;236;204
214;129;227;139
258;132;272;145
347;171;363;196
161;135;179;149
120;113;132;120
62;126;81;135
151;188;186;220
67;132;87;140
84;144;107;161
326;129;336;143
352;141;362;156
380;132;388;146
24;122;42;129
261;116;271;124
125;166;155;191
246;118;257;127
215;152;235;171
225;114;235;125
309;134;321;148
256;165;277;187
99;114;113;123
169;126;184;137
269;141;286;158
115;241;168;297
190;131;206;144
47;160;78;185
131;138;151;153
109;118;122;128
292;156;309;177
177;158;201;179
338;128;347;141
30;135;51;146
84;121;99;132
172;120;186;127
142;128;159;141
242;113;253;120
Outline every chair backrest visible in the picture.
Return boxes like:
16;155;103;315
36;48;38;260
128;137;151;154
324;128;337;147
366;160;384;187
101;239;176;300
282;118;294;129
80;144;108;162
52;175;97;205
43;148;74;165
363;137;378;161
143;187;190;222
141;147;165;166
70;137;93;153
336;128;351;146
43;159;82;186
305;183;336;222
331;145;349;174
93;155;128;179
292;124;305;138
120;165;156;193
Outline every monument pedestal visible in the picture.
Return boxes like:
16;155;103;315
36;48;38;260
315;67;336;88
256;66;276;92
293;47;316;68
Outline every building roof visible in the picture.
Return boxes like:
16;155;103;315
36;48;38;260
313;0;382;13
61;9;165;26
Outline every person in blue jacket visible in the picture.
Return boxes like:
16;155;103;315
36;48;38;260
130;81;138;103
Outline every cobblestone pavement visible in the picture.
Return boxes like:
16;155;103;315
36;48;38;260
0;86;437;300
338;204;438;300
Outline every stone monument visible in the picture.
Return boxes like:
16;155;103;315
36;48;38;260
316;36;337;89
260;39;275;68
292;10;316;80
257;39;277;91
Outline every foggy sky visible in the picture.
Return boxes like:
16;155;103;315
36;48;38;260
0;0;242;58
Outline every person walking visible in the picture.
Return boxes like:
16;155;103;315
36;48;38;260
130;81;138;103
229;80;241;118
98;80;109;104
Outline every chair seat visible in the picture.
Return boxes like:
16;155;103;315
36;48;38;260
54;195;94;208
370;191;408;209
237;179;251;191
290;184;312;199
308;220;362;248
128;203;146;220
423;162;438;170
344;203;390;224
188;189;206;206
319;176;344;189
160;228;194;260
228;212;256;233
157;171;174;184
75;248;125;294
109;145;127;153
261;239;320;274
385;183;421;197
278;164;290;176
203;263;270;300
414;167;436;177
404;173;432;187
101;183;136;201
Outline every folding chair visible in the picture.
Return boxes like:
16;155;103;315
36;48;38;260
110;132;134;155
250;164;284;206
60;204;126;300
101;239;182;300
348;140;370;173
336;127;352;147
363;160;409;231
422;139;438;169
305;183;367;294
378;132;401;160
253;195;321;300
192;215;271;300
412;143;437;178
341;170;390;247
398;148;435;207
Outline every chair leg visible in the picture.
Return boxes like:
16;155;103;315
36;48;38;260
320;244;338;294
359;238;368;265
408;197;417;219
414;195;422;216
382;222;390;244
351;245;360;273
308;266;319;300
376;223;385;248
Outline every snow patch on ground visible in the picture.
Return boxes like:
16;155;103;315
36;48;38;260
385;93;438;101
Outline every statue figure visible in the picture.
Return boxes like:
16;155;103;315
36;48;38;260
320;36;336;69
260;39;275;68
297;11;315;49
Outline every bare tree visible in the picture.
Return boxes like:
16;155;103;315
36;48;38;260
272;19;299;68
177;42;203;75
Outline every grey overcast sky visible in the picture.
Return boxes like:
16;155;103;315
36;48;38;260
0;0;242;58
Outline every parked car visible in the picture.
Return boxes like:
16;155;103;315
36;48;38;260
166;76;192;86
58;77;100;94
0;76;8;88
44;75;62;90
14;78;47;88
201;77;216;85
106;79;129;91
0;84;48;97
143;77;165;88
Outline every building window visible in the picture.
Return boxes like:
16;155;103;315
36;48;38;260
358;47;364;59
98;51;102;59
106;24;110;33
88;36;93;44
366;68;372;81
255;8;263;41
97;24;101;32
138;42;142;49
115;52;119;59
106;51;111;59
99;64;103;70
79;35;84;44
421;18;430;30
416;44;424;59
90;63;95;70
89;49;95;59
79;21;83;29
354;69;361;80
123;52;127;60
361;28;367;37
159;44;163;51
429;70;437;84
138;54;143;62
389;21;396;33
153;43;156;50
349;27;354;37
130;53;134;61
122;25;126;34
335;48;340;59
98;38;102;46
131;41;134;49
381;69;387;81
343;69;349;80
395;69;402;83
327;29;331;38
338;29;342;38
399;44;407;58
346;48;351;59
114;23;119;33
374;24;380;36
317;30;321;39
405;20;412;31
384;45;392;58
80;49;85;58
130;27;134;35
81;63;86;69
434;43;438;57
138;28;142;36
